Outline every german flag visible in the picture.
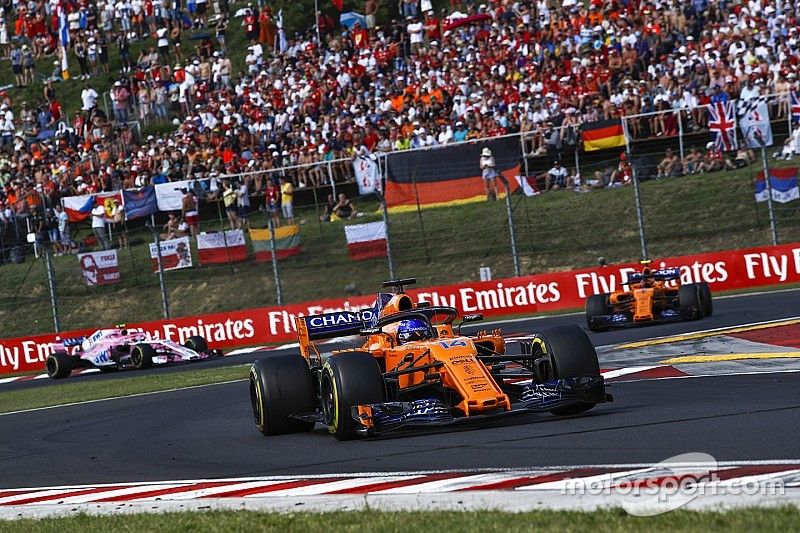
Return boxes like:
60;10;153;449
581;119;626;152
251;225;301;262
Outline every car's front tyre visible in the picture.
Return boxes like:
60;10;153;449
249;353;316;436
131;343;155;369
320;352;385;441
46;351;72;379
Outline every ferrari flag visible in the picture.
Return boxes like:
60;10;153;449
755;167;799;203
581;119;626;152
198;230;248;264
251;225;301;262
344;221;387;260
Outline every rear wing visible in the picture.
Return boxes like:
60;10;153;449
628;267;680;284
296;310;376;358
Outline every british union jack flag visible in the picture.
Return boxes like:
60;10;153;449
707;101;738;151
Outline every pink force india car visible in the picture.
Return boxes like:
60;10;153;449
45;327;221;379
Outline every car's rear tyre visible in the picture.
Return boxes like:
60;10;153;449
530;325;601;416
698;282;713;317
679;285;702;320
184;335;209;353
131;343;155;369
249;353;316;436
46;351;72;379
320;351;385;441
585;294;610;332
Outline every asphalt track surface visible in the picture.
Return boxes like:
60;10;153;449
1;288;799;488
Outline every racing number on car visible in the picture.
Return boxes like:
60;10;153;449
439;340;468;349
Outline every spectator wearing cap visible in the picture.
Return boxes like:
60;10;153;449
700;142;735;173
479;147;498;200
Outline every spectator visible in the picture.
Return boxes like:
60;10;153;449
479;147;497;201
180;187;199;238
775;123;800;161
545;160;568;191
54;204;73;254
222;180;238;230
279;175;293;226
657;149;681;179
683;148;703;175
236;179;250;228
332;193;355;220
91;204;110;250
700;142;736;173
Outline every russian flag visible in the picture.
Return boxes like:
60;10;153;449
755;167;800;204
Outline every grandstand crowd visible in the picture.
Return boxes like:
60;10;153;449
1;0;800;236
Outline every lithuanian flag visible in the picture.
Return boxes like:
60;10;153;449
251;225;301;262
581;119;626;152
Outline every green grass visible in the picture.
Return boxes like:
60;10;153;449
0;363;247;414
2;162;800;337
1;508;799;531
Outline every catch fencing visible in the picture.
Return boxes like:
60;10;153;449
2;96;800;337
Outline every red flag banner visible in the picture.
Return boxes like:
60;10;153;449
344;221;387;260
198;230;248;264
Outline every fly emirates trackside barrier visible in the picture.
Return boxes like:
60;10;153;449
2;242;799;375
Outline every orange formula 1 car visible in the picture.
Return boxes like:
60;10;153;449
585;262;713;332
249;278;611;440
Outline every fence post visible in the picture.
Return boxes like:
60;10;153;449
379;191;396;279
44;246;60;332
327;161;337;198
629;159;649;260
759;144;779;245
519;132;530;177
677;110;685;162
146;224;171;319
267;215;284;305
499;176;521;277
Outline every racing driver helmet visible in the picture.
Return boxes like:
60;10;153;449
396;319;433;344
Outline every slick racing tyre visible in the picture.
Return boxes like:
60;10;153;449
249;354;315;436
531;325;601;416
131;343;156;369
183;335;209;353
46;351;72;379
679;285;702;321
585;293;610;332
698;282;713;317
320;351;385;441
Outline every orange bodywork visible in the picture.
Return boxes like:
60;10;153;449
608;272;678;322
297;293;511;417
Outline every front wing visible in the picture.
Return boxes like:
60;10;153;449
592;308;684;328
352;376;612;436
